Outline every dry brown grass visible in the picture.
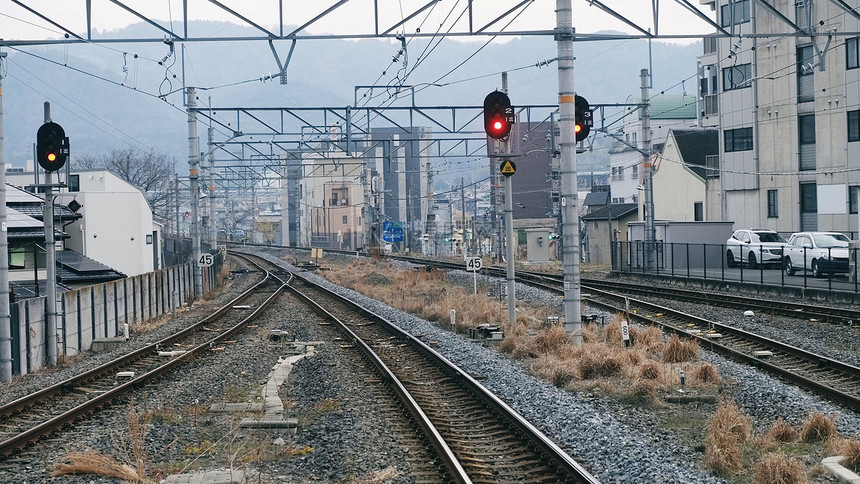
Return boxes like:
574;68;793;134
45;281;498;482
51;453;152;483
704;400;752;477
838;438;860;472
799;412;838;443
531;355;578;387
767;417;798;443
53;400;152;482
635;360;663;380
576;343;625;379
691;362;722;385
710;400;753;442
705;430;743;477
630;325;664;351
752;452;808;484
326;260;515;332
661;334;699;363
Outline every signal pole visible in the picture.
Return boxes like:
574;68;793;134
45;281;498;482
556;0;583;344
40;102;60;366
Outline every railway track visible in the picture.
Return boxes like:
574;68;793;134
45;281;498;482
0;253;285;457
579;287;860;411
274;254;600;484
382;256;860;411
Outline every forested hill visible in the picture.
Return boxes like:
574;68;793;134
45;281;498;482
3;21;700;176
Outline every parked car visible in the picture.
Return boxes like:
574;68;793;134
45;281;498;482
782;231;850;277
725;229;787;268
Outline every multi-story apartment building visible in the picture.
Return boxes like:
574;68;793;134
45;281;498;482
367;127;432;253
700;0;860;235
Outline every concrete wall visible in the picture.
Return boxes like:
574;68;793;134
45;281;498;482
9;259;222;377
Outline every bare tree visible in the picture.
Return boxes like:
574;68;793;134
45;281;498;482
76;148;175;226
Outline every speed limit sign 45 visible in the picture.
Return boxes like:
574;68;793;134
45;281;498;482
465;257;482;272
198;253;214;267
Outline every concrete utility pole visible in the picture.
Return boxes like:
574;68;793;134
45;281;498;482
42;102;58;366
186;87;202;298
460;177;466;255
208;126;217;248
556;0;582;344
0;50;12;382
641;69;656;270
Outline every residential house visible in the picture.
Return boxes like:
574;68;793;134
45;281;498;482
642;129;719;223
7;170;160;278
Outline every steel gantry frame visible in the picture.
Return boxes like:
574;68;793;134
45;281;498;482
0;0;728;375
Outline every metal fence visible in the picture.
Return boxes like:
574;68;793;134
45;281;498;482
611;241;860;293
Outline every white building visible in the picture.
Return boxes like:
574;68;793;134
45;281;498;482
7;169;160;277
609;94;698;203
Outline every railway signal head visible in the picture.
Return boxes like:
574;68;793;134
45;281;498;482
36;122;69;171
483;91;514;140
574;95;592;142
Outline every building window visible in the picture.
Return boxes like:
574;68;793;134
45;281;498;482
797;45;814;102
8;247;24;270
799;114;816;170
720;0;750;27
767;189;778;218
851;187;860;214
68;174;80;192
848;37;860;70
631;164;638;178
724;127;753;152
342;215;348;224
694;202;703;221
849;110;860;142
723;63;752;90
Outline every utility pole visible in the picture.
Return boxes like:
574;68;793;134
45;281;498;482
0;50;12;382
557;0;582;344
641;69;656;270
208;126;217;248
186;87;202;298
460;177;466;255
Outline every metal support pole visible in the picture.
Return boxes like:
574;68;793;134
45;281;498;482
0;51;13;381
502;73;516;326
557;0;582;344
42;102;58;366
186;87;202;298
505;172;516;325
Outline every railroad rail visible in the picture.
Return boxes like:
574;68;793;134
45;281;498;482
272;253;599;484
379;255;860;411
0;253;285;457
580;287;860;412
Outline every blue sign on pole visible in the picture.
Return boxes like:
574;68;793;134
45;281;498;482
382;221;403;243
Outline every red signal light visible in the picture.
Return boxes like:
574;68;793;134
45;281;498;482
483;91;513;140
47;152;57;162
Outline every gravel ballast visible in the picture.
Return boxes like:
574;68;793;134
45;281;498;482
3;248;859;483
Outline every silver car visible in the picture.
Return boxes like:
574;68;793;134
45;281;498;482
725;229;787;268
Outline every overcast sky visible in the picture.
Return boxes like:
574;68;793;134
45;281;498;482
1;1;715;44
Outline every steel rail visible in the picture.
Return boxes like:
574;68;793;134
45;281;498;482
0;253;286;456
280;259;599;484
